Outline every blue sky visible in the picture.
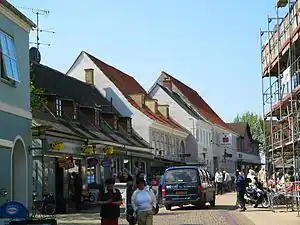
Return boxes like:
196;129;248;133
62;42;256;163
10;0;281;122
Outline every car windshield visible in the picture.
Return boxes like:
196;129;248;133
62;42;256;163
164;169;199;184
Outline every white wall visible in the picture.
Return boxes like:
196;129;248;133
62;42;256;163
67;53;152;142
212;125;238;173
149;85;213;166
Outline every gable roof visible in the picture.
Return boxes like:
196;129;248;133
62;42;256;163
31;62;116;112
157;84;202;120
84;52;187;131
1;1;36;28
31;62;151;149
227;123;247;137
160;71;232;131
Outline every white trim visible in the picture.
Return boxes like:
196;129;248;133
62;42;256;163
10;135;29;207
151;121;189;138
0;138;13;148
0;100;32;120
0;4;32;32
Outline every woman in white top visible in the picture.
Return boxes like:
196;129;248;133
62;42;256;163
131;178;156;225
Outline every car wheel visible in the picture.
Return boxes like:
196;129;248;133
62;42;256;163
165;205;171;210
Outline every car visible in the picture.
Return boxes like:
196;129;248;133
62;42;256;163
160;166;215;210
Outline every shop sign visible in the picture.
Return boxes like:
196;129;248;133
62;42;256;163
82;145;94;155
220;133;232;146
103;146;114;155
87;157;99;167
58;155;74;169
49;141;64;151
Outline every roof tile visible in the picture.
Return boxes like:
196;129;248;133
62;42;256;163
161;71;233;132
85;52;186;131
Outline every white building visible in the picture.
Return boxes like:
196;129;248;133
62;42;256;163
149;72;238;174
67;52;189;173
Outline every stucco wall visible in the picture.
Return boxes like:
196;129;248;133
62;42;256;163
0;13;31;112
0;111;32;207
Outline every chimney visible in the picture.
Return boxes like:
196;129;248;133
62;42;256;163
145;99;158;113
128;93;145;107
162;76;172;90
84;68;94;85
158;104;169;118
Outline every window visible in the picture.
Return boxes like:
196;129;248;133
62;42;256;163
55;99;62;117
95;110;100;126
127;119;131;132
0;31;19;82
113;116;118;130
84;69;94;85
73;103;77;120
87;166;96;184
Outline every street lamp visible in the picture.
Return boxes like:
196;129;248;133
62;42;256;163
189;118;195;136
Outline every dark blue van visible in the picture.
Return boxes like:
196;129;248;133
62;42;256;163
161;166;215;210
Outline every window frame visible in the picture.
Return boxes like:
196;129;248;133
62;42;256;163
0;30;19;82
55;99;62;117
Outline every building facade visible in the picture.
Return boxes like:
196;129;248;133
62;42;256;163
149;72;238;174
67;52;189;172
0;2;35;207
31;62;153;211
227;123;261;173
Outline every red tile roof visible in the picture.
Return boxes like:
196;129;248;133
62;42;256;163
85;52;186;131
161;71;232;131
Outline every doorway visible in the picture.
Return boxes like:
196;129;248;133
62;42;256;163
11;137;28;206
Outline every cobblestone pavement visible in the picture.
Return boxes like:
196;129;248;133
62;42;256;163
57;194;256;225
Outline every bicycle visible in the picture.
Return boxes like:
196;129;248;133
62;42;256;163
32;193;56;218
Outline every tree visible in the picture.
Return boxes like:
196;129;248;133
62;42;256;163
30;63;47;112
233;111;264;143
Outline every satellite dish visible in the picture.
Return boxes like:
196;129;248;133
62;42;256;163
29;47;41;63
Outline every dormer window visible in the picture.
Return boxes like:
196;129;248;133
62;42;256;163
113;116;118;130
95;109;100;126
73;103;78;120
127;118;131;133
55;99;62;117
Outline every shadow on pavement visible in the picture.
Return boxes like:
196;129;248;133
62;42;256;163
172;204;236;211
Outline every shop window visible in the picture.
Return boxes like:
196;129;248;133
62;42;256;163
87;166;96;184
55;99;62;117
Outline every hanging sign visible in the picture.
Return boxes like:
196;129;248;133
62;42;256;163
87;157;99;167
101;157;113;168
103;146;114;155
220;133;232;146
49;141;64;151
82;145;94;155
58;155;74;169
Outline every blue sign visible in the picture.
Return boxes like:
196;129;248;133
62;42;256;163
101;159;111;168
0;201;29;218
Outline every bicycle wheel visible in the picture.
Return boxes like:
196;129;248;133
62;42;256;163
44;203;56;215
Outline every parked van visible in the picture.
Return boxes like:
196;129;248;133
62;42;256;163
160;166;215;210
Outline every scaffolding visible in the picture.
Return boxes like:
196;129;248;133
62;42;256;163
261;0;300;214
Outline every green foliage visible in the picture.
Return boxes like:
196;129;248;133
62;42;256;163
30;63;47;112
233;111;264;143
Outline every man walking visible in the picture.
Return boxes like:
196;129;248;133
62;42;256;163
235;170;246;212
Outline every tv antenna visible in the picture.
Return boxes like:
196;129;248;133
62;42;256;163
16;6;55;50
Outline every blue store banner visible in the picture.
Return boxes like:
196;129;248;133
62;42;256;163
0;201;29;218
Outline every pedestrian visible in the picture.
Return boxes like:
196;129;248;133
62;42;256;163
71;172;82;212
215;169;223;195
223;170;232;192
98;178;123;225
235;170;246;212
131;178;156;225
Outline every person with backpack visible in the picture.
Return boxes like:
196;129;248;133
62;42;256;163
235;170;246;212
